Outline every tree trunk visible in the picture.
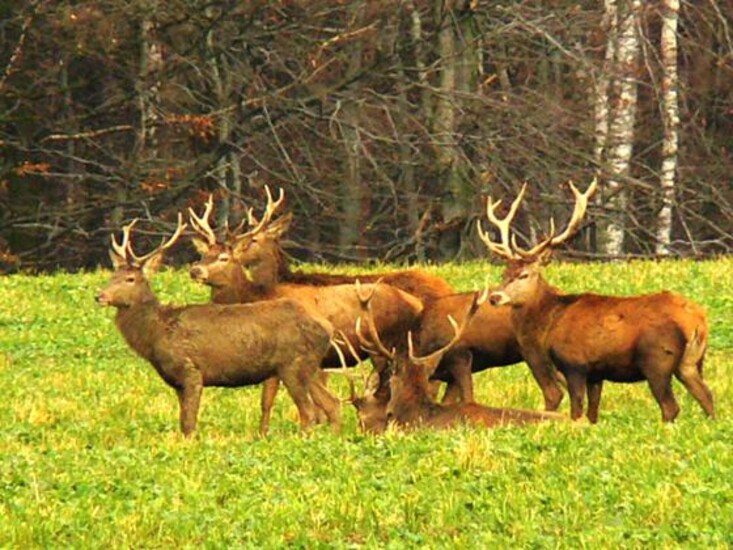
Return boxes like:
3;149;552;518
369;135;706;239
338;1;367;257
602;0;641;256
655;0;680;255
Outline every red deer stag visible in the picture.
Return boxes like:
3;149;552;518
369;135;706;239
341;282;565;432
96;215;341;437
187;195;423;434
479;179;714;423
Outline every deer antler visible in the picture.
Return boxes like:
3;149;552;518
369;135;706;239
110;218;139;262
408;287;487;366
126;213;188;265
244;185;285;236
477;183;527;260
188;194;217;246
330;331;372;403
548;178;598;247
354;279;396;361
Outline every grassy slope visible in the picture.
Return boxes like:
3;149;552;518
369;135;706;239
1;258;731;547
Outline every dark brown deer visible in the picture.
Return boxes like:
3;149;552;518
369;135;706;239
96;215;341;437
342;282;565;432
479;179;714;423
187;195;423;434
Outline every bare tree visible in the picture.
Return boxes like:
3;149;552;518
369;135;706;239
655;0;680;255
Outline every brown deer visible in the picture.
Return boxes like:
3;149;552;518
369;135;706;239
340;282;565;432
187;195;423;434
479;179;715;423
96;215;341;437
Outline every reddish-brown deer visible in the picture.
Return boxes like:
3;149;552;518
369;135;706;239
479;180;714;423
187;193;423;434
96;215;341;437
341;282;565;432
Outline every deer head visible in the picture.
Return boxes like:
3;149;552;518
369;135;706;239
478;179;597;307
96;214;187;307
188;187;289;288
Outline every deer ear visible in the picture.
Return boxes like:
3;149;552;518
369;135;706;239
264;212;292;240
191;237;210;256
109;249;127;271
141;251;165;276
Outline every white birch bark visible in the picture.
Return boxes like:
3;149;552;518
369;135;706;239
655;0;680;255
603;0;641;256
593;0;617;168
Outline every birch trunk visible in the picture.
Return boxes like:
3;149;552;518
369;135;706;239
602;0;641;256
655;0;680;255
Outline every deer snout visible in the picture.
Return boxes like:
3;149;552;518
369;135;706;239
189;265;208;282
489;291;510;307
95;291;110;306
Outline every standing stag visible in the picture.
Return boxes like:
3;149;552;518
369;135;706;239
96;215;341;437
479;180;714;423
341;282;565;432
187;193;423;434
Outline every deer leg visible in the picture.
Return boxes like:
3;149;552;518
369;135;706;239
441;382;461;405
313;371;331;425
674;370;715;419
564;370;587;421
441;349;474;404
306;370;342;433
646;372;680;422
176;363;203;437
259;376;280;437
586;380;603;424
278;360;316;429
523;349;564;411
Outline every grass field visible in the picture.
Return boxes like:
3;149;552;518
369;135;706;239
1;258;732;547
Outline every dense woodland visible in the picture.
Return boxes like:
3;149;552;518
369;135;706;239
0;0;731;271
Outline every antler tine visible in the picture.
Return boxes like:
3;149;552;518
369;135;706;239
477;183;527;260
128;213;188;265
409;289;485;365
353;278;396;360
548;177;598;247
188;194;217;246
246;185;286;236
110;218;138;260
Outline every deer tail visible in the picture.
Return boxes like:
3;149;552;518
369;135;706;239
679;325;707;377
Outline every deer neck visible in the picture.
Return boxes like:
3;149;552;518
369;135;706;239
210;264;263;304
114;301;165;362
510;276;566;344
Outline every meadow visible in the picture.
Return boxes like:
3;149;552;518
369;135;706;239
1;258;732;547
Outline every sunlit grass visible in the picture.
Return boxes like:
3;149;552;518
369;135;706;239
0;258;731;546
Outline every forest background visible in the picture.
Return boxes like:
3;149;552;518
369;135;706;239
1;0;731;271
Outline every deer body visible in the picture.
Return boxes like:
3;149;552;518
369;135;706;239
414;293;524;404
98;217;340;437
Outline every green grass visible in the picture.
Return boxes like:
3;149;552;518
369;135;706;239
1;258;732;547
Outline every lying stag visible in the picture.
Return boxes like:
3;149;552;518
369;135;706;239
96;215;341;436
479;179;714;423
340;282;564;432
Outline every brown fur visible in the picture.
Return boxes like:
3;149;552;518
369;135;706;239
98;258;341;437
189;239;423;434
491;259;714;423
413;293;529;404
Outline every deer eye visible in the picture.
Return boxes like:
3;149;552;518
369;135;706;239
518;272;530;280
125;275;136;283
217;253;230;262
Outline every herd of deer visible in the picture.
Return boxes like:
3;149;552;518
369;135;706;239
96;181;715;437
